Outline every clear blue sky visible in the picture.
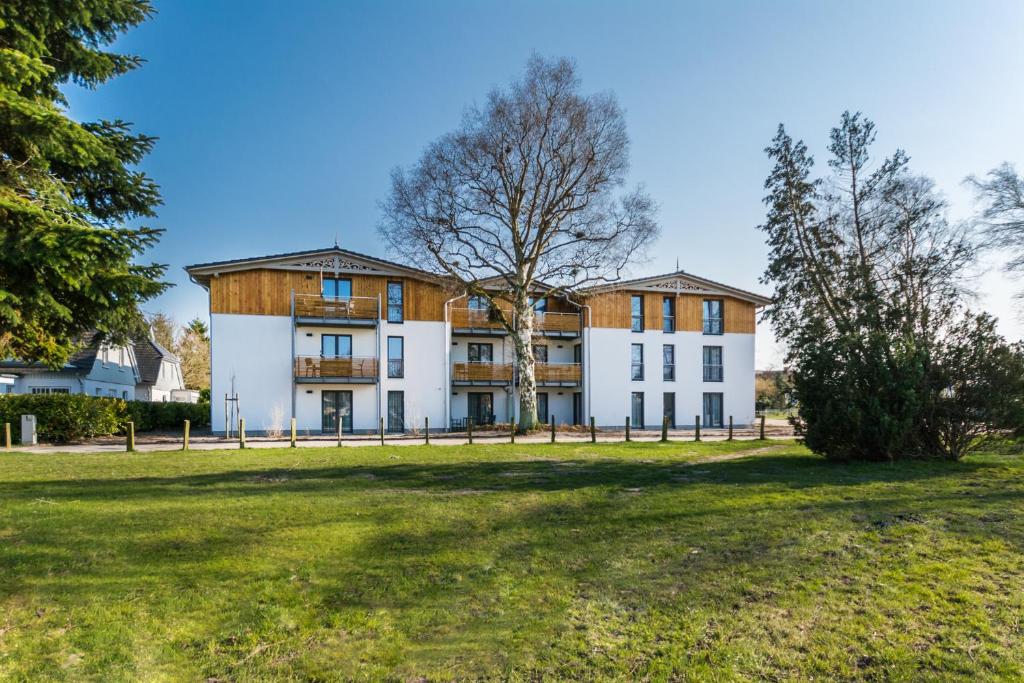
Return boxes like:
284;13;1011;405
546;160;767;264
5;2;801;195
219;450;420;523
65;0;1024;367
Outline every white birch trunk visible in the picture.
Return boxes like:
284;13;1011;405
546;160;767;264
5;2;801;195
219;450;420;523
513;297;537;431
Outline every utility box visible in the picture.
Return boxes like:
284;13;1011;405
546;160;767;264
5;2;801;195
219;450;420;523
20;414;37;446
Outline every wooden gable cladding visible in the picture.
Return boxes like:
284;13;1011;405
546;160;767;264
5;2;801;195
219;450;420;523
209;269;445;320
583;291;755;333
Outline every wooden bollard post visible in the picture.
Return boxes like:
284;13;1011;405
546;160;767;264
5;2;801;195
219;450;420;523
590;416;596;443
380;417;385;446
760;413;766;440
290;418;297;448
425;416;430;445
550;416;556;444
468;417;473;445
183;419;190;450
728;415;734;441
239;418;246;449
4;422;10;450
625;416;631;442
694;415;701;442
337;417;343;447
661;415;669;442
510;420;515;444
127;421;135;452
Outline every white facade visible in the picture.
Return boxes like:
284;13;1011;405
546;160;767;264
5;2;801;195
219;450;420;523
1;342;138;399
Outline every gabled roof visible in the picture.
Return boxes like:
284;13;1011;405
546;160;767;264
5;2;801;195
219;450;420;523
0;331;103;372
184;246;441;289
579;270;772;306
133;337;179;385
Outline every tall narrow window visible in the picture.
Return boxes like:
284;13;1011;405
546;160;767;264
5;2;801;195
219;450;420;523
631;392;645;429
663;344;675;381
703;346;723;382
662;297;675;333
703;299;723;335
533;345;548;363
663;392;676;429
387;281;404;322
387;391;405;432
388;337;404;378
703;392;724;428
631;295;644;332
537;393;549;424
631;343;644;381
322;277;352;299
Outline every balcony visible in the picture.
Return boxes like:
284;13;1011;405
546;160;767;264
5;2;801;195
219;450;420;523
450;307;512;336
532;312;581;338
294;294;378;327
294;355;378;383
534;362;582;386
452;361;513;385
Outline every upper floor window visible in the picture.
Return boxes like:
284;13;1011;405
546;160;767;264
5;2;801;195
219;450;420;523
703;346;723;382
631;343;644;381
631;295;644;332
662;297;675;333
468;342;493;362
663;344;675;381
323;277;352;300
703;299;724;335
387;281;404;322
529;296;547;314
322;334;352;358
468;295;489;310
387;336;404;378
533;345;548;363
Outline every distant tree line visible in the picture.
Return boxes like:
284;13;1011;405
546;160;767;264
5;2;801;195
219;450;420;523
760;112;1024;460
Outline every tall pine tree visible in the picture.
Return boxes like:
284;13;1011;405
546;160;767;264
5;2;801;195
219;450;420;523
0;0;167;366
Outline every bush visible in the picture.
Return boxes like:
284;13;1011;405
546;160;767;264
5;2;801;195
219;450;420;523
0;394;211;443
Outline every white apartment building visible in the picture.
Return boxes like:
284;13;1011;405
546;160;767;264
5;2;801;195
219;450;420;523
185;247;770;435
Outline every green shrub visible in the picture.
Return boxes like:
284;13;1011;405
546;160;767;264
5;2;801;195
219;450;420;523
0;394;211;443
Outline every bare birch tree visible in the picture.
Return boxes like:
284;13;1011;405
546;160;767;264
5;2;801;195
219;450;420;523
379;56;658;430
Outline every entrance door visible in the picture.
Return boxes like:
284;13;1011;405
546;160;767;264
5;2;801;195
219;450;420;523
663;392;676;428
468;392;493;426
387;391;404;432
703;392;723;428
631;391;644;429
537;392;549;424
322;390;353;433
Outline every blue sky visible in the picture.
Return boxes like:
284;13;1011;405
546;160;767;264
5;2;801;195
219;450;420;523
65;0;1024;367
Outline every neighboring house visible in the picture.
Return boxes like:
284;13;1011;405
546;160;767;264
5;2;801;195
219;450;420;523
133;332;198;403
185;247;771;435
0;331;139;399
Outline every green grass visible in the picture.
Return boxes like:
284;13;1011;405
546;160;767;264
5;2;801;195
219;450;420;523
1;440;1023;681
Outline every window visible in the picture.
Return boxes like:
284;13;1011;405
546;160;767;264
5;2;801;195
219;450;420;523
107;389;116;397
703;392;724;428
321;334;352;358
662;297;675;333
468;295;489;310
631;343;644;381
322;277;352;299
387;391;405;432
468;343;493;362
631;392;645;429
387;281;404;322
388;337;404;378
631;295;644;332
703;299;724;335
322;390;353;434
663;392;676;429
703;346;723;382
663;344;675;381
31;387;69;394
533;345;548;363
468;392;494;426
537;392;549;424
529;296;548;313
573;344;582;363
572;392;582;425
95;388;102;396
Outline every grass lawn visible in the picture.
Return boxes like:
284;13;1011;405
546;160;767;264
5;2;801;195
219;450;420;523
1;440;1023;681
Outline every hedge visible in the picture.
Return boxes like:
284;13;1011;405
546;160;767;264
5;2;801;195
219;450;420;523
0;394;210;444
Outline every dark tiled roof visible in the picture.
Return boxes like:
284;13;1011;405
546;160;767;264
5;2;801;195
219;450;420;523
133;337;178;385
0;331;102;371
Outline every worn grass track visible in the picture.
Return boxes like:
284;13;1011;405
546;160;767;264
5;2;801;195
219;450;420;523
1;440;1022;681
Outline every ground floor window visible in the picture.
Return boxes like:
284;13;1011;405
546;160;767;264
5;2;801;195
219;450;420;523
703;392;724;428
31;387;70;394
468;392;494;426
663;392;676;428
387;391;404;432
537;392;549;423
572;392;582;425
631;391;644;429
322;390;353;434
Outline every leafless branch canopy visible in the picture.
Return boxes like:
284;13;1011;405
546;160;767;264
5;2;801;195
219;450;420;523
379;56;658;302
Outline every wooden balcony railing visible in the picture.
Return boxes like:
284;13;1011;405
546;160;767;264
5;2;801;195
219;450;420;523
533;311;581;335
452;361;513;383
294;294;378;321
450;307;513;331
535;362;582;384
294;355;378;380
